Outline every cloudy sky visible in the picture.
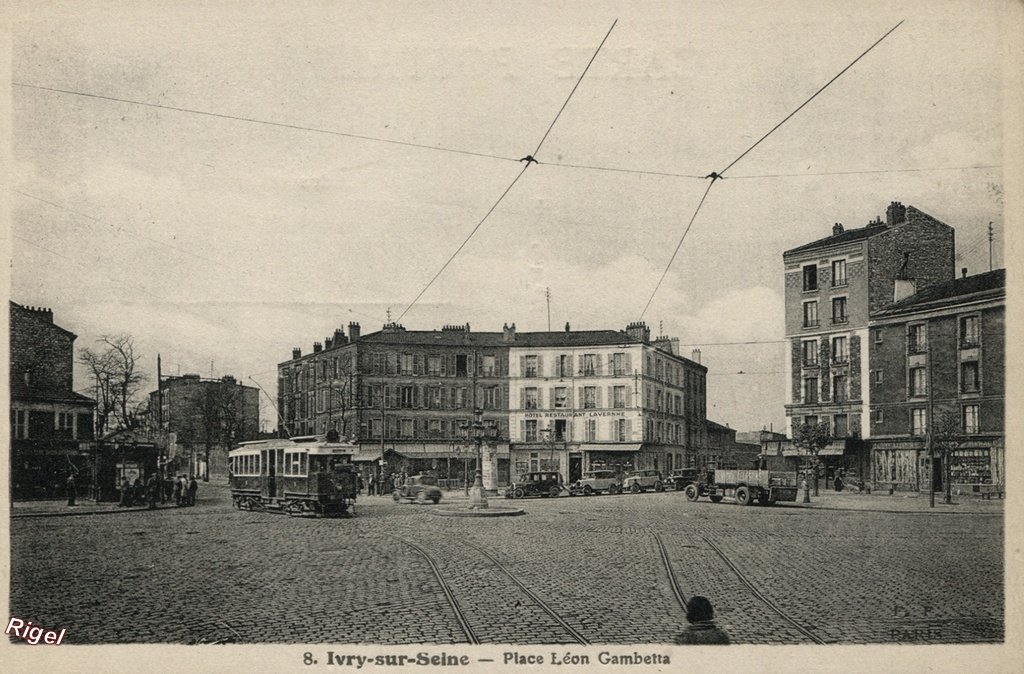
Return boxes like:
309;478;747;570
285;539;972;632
8;0;1015;432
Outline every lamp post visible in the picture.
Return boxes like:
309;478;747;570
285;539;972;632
460;407;498;508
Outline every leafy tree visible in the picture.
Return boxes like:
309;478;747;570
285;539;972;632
932;409;963;505
793;421;833;496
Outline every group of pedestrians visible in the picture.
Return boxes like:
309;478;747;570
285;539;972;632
118;474;197;509
359;472;406;496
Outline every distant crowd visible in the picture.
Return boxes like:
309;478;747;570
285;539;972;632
118;474;199;509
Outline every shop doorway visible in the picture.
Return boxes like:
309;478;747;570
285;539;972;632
569;454;582;483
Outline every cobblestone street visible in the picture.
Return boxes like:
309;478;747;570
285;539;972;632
9;485;1003;645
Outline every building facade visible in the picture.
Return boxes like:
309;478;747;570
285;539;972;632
9;302;96;499
868;269;1005;492
277;320;708;490
150;374;260;478
783;201;955;475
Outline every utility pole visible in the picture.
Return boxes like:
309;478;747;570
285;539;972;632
545;287;552;331
988;221;994;271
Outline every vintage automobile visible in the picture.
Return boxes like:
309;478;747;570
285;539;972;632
622;469;665;493
669;468;704;500
392;474;443;504
569;469;622;496
506;471;564;499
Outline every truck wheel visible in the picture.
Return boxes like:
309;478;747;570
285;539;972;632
709;494;723;503
549;485;561;498
584;485;593;496
735;486;751;506
685;484;699;502
392;491;401;503
630;482;641;494
514;487;526;499
655;481;664;492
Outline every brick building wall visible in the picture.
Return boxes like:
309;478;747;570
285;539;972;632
9;303;75;398
866;206;955;314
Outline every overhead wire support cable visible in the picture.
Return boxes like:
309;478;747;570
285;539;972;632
398;19;618;322
639;19;904;319
12;82;520;163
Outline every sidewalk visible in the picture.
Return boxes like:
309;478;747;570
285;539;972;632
9;499;184;518
785;488;1004;514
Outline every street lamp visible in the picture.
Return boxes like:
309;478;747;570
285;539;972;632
459;407;498;508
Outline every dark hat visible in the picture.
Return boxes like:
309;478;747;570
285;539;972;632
686;595;715;623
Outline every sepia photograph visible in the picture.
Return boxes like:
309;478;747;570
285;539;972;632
3;0;1020;671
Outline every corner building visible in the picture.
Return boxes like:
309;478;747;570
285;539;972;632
783;201;955;476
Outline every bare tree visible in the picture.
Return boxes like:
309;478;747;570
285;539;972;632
793;421;833;497
932;409;963;506
78;334;147;434
198;382;248;481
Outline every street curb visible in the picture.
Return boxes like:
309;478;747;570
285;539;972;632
10;505;197;519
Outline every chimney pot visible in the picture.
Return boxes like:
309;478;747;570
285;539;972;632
832;222;844;235
962;267;968;278
313;342;323;353
691;348;702;364
886;201;907;226
292;347;302;360
565;321;570;333
348;322;361;342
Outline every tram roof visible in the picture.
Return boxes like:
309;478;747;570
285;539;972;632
231;436;357;456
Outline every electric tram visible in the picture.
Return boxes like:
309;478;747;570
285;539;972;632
228;435;358;517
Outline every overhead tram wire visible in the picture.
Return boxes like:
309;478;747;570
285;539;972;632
638;19;905;320
397;20;618;322
12;82;519;164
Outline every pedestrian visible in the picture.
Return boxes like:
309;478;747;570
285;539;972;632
188;475;198;506
178;475;189;506
146;473;159;509
132;476;144;506
65;473;76;507
120;478;132;507
172;476;183;506
674;596;730;644
368;474;376;497
834;469;845;492
357;474;364;494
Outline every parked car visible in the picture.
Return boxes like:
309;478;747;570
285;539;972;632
506;471;564;499
569;470;622;496
622;469;665;493
668;468;704;500
392;474;442;504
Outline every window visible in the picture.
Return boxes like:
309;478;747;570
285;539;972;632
400;419;413;438
586;419;597;442
613;386;627;409
554;419;567;441
584;386;597;409
873;328;883;344
554;387;568;409
804;415;819;428
963;404;980;434
524;387;539;409
909;367;928;397
582;354;597;376
11;410;27;439
427;355;441;376
524;355;538;378
56;412;74;435
803;377;819;404
613;352;627;376
525;420;538;442
831;259;847;287
481;355;496;376
911;408;927;436
455;355;468;377
400;386;415;408
832;375;847;403
557;354;572;377
615;419;628;442
908;324;927;353
656;390;664;411
803;264;818;291
961;362;980;393
483;386;498;410
831;297;848;324
833;414;849;438
426;386;441;409
802;339;818;366
960;316;980;348
803;301;819;327
873;409;884;424
400;354;414;375
833;336;849;364
370;418;382;438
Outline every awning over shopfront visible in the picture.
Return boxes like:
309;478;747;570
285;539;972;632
377;442;511;460
350;450;383;463
782;440;847;457
579;444;642;453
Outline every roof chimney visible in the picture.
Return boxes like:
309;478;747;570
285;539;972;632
503;322;517;343
886;201;907;226
691;348;701;364
313;342;323;353
334;328;346;345
625;321;651;343
324;337;333;349
292;347;302;360
348;322;360;342
961;267;968;278
564;321;571;333
832;222;844;236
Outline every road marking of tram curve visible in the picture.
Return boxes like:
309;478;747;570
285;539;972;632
701;535;827;645
380;533;480;645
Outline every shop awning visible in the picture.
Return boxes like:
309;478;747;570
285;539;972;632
386;443;510;460
782;440;846;457
350;451;383;463
580;444;642;453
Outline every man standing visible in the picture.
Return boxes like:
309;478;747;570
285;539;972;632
65;473;76;507
187;475;198;506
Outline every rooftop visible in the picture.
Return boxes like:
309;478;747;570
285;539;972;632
873;268;1005;317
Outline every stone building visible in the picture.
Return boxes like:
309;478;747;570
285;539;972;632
150;373;260;479
868;269;1005;493
9;302;95;499
277;320;708;490
506;321;706;484
705;421;761;468
782;201;955;476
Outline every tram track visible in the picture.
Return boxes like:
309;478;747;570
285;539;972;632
701;535;827;645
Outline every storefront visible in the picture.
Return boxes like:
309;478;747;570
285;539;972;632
387;441;511;490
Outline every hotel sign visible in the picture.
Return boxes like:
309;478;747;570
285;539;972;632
523;411;630;419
